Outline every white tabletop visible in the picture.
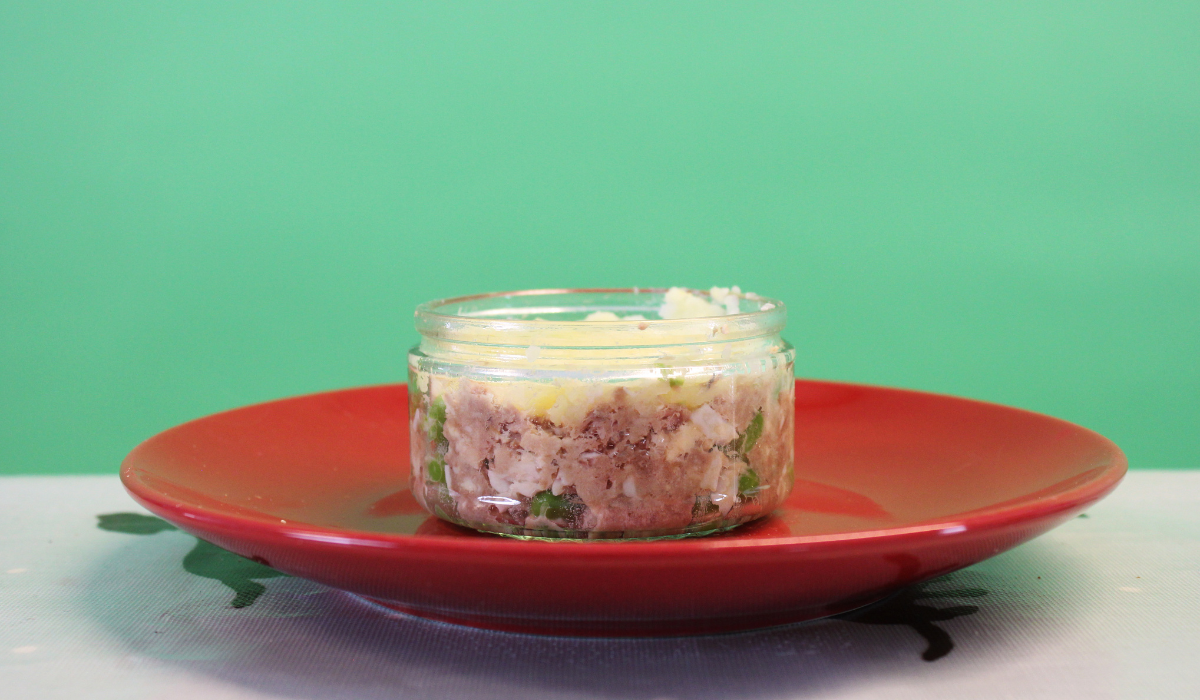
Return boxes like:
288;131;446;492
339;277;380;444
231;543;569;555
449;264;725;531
2;472;1197;699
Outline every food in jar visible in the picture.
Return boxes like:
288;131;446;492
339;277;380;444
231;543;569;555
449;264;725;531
408;287;794;539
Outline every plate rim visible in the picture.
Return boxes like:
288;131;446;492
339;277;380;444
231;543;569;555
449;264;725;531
121;379;1127;560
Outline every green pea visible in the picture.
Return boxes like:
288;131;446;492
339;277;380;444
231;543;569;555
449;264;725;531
738;469;760;495
429;396;446;423
668;376;685;388
428;396;448;446
530;490;571;520
427;457;446;484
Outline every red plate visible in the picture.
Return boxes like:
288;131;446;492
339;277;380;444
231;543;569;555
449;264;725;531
121;380;1125;636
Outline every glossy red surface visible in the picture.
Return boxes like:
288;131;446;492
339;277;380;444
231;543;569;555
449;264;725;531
121;380;1125;636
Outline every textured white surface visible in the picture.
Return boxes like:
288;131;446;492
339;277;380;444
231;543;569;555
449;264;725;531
1;472;1198;700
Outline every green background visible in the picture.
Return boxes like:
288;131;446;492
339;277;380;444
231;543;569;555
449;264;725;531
2;2;1197;474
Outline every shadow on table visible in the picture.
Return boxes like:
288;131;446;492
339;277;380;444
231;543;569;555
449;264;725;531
83;517;1090;700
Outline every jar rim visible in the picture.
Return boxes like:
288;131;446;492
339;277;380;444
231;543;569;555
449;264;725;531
414;288;786;348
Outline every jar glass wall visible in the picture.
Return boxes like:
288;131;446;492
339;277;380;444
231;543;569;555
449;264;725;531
408;288;795;540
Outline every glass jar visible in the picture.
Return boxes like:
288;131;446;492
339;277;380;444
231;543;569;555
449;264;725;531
407;288;795;540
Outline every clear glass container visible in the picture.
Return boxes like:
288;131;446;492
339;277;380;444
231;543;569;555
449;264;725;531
407;288;795;540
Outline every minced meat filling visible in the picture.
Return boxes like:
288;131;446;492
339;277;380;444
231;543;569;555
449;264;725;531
410;370;794;538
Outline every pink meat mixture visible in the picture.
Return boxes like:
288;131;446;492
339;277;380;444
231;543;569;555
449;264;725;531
411;378;794;535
